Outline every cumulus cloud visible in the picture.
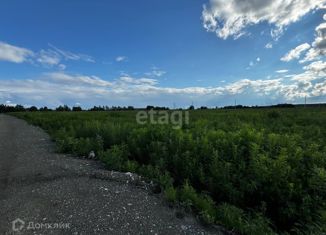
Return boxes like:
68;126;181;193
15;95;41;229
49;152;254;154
0;41;34;63
301;18;326;63
274;13;326;102
225;78;283;95
303;60;326;74
202;0;326;40
281;43;311;62
312;80;326;96
0;69;325;108
287;60;326;100
277;62;325;99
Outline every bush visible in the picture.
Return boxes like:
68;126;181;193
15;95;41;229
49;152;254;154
267;110;281;119
100;145;129;171
164;186;177;203
123;160;139;172
216;203;275;235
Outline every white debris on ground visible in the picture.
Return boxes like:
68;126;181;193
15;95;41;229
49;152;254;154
88;151;96;159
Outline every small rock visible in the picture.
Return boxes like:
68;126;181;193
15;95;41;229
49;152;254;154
125;172;135;181
88;151;96;159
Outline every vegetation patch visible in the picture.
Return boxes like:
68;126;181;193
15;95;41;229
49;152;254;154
11;108;326;234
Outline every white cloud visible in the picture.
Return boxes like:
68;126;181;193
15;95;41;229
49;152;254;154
275;13;326;100
265;43;273;49
276;69;289;73
281;43;311;62
35;45;95;69
225;78;283;95
151;70;166;77
116;56;128;62
0;41;95;69
312;80;326;96
202;0;326;40
288;61;326;98
48;72;112;87
0;41;34;63
37;49;61;66
117;76;158;86
1;69;325;108
303;60;326;73
3;100;17;107
301;20;326;63
145;67;167;77
48;44;95;63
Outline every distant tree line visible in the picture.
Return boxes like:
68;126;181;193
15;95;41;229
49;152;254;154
0;104;36;113
221;103;296;109
89;105;136;111
0;104;139;113
1;103;325;113
145;106;169;110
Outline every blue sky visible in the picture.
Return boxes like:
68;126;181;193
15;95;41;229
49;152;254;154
0;0;325;108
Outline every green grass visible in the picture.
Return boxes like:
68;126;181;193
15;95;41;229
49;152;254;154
11;108;326;234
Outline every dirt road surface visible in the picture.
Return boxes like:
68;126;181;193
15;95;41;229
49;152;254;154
0;114;224;235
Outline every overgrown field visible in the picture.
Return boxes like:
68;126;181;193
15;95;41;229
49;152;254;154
12;108;326;234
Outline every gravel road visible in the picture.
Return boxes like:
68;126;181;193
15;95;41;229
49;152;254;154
0;114;224;235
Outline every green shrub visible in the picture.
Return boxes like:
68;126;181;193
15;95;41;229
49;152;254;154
216;203;275;235
100;145;129;171
158;171;174;189
267;110;281;119
123;160;139;172
164;186;177;203
199;210;215;225
178;181;197;205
